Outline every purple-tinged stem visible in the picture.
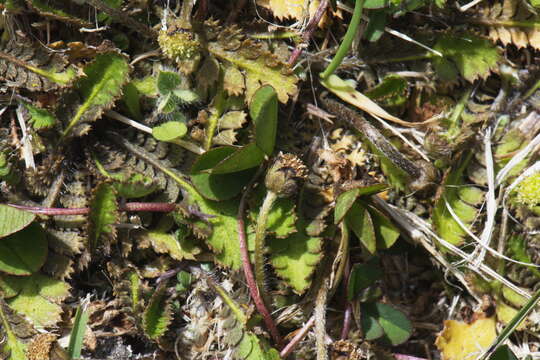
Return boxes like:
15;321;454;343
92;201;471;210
280;316;315;358
288;0;329;66
7;202;177;215
237;165;283;349
341;303;352;340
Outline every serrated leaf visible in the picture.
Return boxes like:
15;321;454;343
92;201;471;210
23;103;56;129
265;197;297;238
142;284;172;340
208;42;298;103
87;182;118;253
223;62;245;96
433;33;500;82
234;331;281;360
219;111;247;129
362;302;413;346
0;205;36;239
61;52;130;138
0;298;34;360
157;71;182;95
152;121;187;142
269;220;323;294
4;273;70;327
0;223;47;276
250;85;278;156
346;202;377;254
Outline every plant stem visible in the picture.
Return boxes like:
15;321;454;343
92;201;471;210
204;77;226;151
254;190;278;308
8;202;177;215
237;167;283;348
319;0;364;80
288;0;330;66
280;316;315;358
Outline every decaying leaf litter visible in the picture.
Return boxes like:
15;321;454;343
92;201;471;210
1;0;540;359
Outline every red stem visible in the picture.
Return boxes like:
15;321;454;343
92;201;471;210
280;316;315;358
236;165;283;349
288;0;330;66
7;202;177;215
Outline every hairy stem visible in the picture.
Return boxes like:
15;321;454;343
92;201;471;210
319;0;364;80
254;190;278;308
8;202;177;215
237;167;283;348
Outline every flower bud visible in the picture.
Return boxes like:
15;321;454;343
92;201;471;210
265;153;308;198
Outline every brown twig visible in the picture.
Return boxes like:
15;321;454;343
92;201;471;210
8;202;177;215
288;0;329;66
237;165;283;349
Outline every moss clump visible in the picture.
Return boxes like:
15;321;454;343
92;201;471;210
515;173;540;207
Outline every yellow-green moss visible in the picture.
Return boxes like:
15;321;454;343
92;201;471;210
515;173;540;207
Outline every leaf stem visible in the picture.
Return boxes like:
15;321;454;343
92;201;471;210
319;0;364;80
280;316;315;358
254;190;278;308
237;166;283;348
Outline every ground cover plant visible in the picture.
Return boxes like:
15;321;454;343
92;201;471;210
1;0;540;359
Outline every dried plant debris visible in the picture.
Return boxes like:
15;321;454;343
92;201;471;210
2;0;540;358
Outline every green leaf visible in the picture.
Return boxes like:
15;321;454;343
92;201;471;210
361;311;385;341
67;303;89;360
211;143;265;174
250;85;278;156
4;273;70;327
365;10;387;42
269;220;323;294
0;298;33;360
152;121;188;142
191;147;256;200
362;302;412;346
507;235;540;278
432;154;479;246
132;76;158;96
346;202;377;254
23;103;56;129
61;52;130;138
433;33;500;82
363;0;389;9
265;197;297;238
235;331;281;360
122;82;142;120
142;284;173;340
334;184;388;224
368;206;400;250
0;223;47;276
348;259;383;301
27;0;91;26
365;75;408;107
173;89;199;103
157;71;182;95
488;345;518;360
0;204;36;239
144;216;201;260
87;182;118;253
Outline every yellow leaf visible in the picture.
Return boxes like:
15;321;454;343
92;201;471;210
256;0;321;21
435;317;497;360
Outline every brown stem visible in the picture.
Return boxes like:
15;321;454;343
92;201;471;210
237;165;283;349
84;0;158;39
288;0;329;66
280;316;315;358
7;202;177;215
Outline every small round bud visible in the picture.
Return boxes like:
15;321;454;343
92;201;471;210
158;30;200;62
265;153;308;198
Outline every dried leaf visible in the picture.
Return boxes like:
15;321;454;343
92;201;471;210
436;316;497;360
